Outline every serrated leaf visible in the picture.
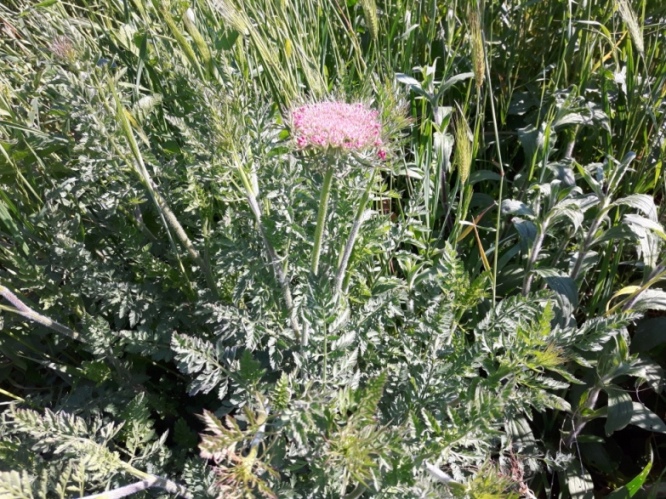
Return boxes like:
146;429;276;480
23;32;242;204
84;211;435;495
238;349;265;386
0;471;35;499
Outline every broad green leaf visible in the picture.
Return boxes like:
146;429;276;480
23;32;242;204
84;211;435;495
505;417;538;454
604;386;633;435
630;402;666;433
501;199;534;217
564;462;594;499
394;73;421;88
436;72;475;99
624;214;666;241
542;273;578;308
626;357;665;393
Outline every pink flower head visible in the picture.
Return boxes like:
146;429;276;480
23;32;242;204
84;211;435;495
291;101;384;156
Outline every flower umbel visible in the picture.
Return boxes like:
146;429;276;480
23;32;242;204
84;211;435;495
291;101;383;153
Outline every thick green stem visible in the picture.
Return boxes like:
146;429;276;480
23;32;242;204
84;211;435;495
311;165;335;276
309;163;335;371
334;169;376;296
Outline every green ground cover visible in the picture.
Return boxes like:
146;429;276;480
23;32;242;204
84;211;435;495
1;0;666;496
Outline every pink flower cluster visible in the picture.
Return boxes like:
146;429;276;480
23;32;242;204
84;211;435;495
291;102;385;158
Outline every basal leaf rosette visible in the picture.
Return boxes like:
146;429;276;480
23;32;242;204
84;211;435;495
290;101;386;163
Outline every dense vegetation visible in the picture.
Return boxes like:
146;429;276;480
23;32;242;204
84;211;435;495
1;0;666;497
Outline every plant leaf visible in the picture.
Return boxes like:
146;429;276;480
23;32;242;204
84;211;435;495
629;402;666;433
605;386;633;435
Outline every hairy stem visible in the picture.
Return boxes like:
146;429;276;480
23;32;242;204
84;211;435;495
236;165;301;340
334;169;376;295
566;385;602;448
570;200;608;282
522;219;549;295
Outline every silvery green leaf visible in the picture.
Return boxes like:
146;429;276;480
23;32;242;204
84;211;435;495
517;123;544;161
432;106;452;128
627;289;666;312
433;131;454;172
332;331;356;351
623;214;664;270
623;214;666;240
513;217;537;251
627;357;664;393
614;194;658;221
436;72;474;99
608;152;637;194
394;73;421;88
550;199;584;231
547;160;576;187
543;274;579;309
501;199;534;217
604;386;633;435
508;91;540;116
505;417;538;454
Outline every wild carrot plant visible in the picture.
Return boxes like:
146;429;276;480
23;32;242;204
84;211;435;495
0;0;665;497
